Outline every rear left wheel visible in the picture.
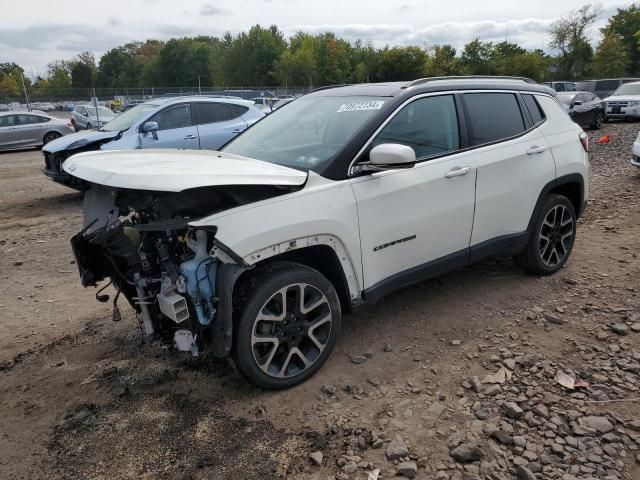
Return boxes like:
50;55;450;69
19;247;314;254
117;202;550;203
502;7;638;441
232;262;341;389
43;131;61;145
592;112;604;129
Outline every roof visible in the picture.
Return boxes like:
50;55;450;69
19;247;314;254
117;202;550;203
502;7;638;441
145;96;255;107
0;110;51;116
307;76;554;98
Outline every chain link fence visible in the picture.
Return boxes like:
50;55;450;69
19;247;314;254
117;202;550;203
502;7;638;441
0;86;315;110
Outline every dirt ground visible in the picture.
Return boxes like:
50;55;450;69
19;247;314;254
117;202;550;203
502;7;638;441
0;124;639;480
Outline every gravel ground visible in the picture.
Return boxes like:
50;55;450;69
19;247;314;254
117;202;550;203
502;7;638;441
0;122;639;480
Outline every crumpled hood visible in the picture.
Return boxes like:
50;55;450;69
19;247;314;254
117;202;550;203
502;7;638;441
42;129;120;154
62;149;308;192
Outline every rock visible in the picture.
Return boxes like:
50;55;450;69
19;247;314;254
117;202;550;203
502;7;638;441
397;461;418;478
383;343;393;352
321;384;337;395
580;416;614;434
626;420;640;431
610;323;629;335
386;438;409;460
492;429;513;445
349;354;368;364
630;323;640;333
342;461;358;473
309;451;323;466
13;260;23;266
484;384;502;396
451;339;461;346
517;465;537;480
532;404;549;419
450;443;485;463
502;401;524;419
544;313;565;325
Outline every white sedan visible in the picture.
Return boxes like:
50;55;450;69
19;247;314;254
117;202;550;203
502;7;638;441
632;132;640;167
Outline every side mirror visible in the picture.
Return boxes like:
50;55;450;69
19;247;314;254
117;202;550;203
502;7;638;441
82;112;88;117
357;144;416;173
142;121;159;140
572;100;583;107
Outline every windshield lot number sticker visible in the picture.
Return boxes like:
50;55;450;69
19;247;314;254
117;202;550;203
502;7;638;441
337;100;385;113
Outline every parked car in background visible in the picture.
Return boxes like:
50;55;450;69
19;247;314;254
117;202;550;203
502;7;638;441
542;81;576;92
632;132;640;168
64;77;589;389
0;104;9;112
43;96;265;189
251;97;277;113
271;97;295;111
603;81;640;120
576;78;640;100
556;91;605;129
71;105;117;131
0;111;74;151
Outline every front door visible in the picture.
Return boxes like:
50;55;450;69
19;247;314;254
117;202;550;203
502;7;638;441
349;94;477;294
0;115;22;149
139;103;200;149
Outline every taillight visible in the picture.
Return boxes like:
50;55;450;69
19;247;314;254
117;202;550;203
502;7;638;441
579;132;589;152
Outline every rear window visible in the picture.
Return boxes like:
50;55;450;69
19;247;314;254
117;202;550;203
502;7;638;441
595;80;620;91
464;93;525;145
576;81;595;92
229;104;249;118
195;103;232;124
522;94;545;124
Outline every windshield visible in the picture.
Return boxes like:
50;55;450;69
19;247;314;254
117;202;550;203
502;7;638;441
556;94;575;105
87;107;114;117
612;83;640;96
100;103;157;132
222;95;385;171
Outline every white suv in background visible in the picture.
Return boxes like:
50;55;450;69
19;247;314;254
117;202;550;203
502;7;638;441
604;81;640;120
65;77;589;389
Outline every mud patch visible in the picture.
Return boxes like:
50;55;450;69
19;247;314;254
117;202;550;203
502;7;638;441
50;393;306;480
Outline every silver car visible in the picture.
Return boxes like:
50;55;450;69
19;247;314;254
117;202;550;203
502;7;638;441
0;111;74;151
43;96;265;188
71;105;116;130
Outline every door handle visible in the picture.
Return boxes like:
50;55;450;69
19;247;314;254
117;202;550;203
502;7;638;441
232;128;245;133
444;166;471;178
527;145;546;155
184;134;198;140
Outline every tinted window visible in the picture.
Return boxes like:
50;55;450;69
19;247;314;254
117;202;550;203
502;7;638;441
18;115;49;125
229;104;249;118
522;94;545;124
195;103;232;124
596;80;620;91
372;95;460;160
576;81;595;92
152;104;192;130
555;83;566;92
465;93;525;145
565;83;576;92
0;115;18;126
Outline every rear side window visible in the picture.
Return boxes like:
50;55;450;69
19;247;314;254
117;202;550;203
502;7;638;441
575;81;594;92
464;93;525;145
372;94;460;161
195;103;235;125
152;104;192;130
228;104;249;118
522;94;545;125
595;80;620;91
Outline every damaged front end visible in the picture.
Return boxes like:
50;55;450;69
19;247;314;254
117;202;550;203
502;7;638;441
71;184;282;357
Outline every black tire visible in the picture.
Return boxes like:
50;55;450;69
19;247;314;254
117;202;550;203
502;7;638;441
42;131;61;145
86;122;93;130
592;112;604;130
232;261;341;390
514;194;577;276
71;119;78;132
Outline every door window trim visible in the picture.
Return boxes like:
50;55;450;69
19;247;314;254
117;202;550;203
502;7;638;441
348;89;553;177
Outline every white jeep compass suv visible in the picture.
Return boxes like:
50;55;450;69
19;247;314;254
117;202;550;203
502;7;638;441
65;77;589;389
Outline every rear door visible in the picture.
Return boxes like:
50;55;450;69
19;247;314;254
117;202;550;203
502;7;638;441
465;92;556;257
0;114;21;149
16;114;49;145
139;103;199;149
194;102;248;150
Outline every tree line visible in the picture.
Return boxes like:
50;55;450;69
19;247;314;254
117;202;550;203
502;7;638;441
1;3;640;97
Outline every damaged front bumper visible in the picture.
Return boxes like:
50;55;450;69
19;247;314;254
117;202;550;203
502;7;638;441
70;186;248;358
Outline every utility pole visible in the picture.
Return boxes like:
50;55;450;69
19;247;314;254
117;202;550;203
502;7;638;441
198;75;202;95
20;72;31;112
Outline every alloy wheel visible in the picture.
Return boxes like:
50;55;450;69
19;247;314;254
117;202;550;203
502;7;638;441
251;283;333;379
43;132;60;144
538;204;574;268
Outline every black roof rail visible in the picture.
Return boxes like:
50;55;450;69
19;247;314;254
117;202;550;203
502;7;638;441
404;76;537;88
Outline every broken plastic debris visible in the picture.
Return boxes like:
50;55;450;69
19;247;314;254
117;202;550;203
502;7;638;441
481;366;513;384
555;371;576;389
368;469;381;480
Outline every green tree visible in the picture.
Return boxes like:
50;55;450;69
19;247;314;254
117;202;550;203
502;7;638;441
70;52;96;88
602;4;640;75
549;4;600;78
425;45;461;76
591;33;629;77
376;46;428;81
460;39;495;74
274;35;317;86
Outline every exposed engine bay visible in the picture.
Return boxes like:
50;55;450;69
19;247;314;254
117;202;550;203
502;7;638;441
71;183;297;356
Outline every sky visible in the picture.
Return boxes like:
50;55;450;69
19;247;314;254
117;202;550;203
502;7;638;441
0;0;635;75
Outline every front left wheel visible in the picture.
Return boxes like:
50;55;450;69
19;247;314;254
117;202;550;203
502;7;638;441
592;112;604;129
232;262;341;390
